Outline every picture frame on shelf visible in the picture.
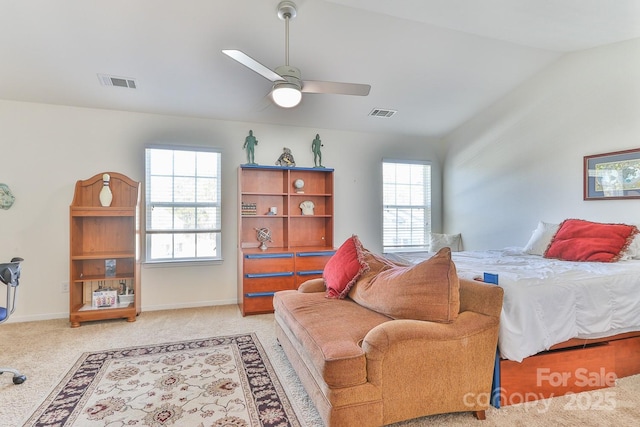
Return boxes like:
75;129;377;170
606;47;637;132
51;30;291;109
584;148;640;200
105;259;116;277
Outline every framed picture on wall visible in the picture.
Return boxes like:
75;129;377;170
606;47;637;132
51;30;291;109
584;148;640;200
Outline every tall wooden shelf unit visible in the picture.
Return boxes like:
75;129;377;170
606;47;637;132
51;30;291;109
238;165;335;315
69;172;141;328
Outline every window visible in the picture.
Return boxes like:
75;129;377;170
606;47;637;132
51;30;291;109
382;160;432;252
144;146;222;263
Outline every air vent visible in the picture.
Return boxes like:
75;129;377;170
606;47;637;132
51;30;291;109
369;108;397;118
98;74;137;89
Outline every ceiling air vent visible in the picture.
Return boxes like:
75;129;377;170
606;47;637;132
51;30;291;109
98;74;137;89
369;108;397;118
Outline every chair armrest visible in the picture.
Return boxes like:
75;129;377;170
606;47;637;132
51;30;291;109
297;278;326;293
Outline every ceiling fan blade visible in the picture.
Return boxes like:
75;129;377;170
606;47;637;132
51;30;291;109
251;92;275;113
222;49;285;83
301;80;371;96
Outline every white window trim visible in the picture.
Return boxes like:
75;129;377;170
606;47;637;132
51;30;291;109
382;159;432;253
144;144;222;264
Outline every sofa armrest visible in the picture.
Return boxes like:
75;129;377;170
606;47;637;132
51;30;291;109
298;277;326;293
459;278;504;318
362;313;499;362
361;312;500;419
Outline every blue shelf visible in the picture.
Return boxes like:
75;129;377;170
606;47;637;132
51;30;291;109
241;164;334;172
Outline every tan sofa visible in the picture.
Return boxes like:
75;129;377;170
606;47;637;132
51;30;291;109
273;246;504;426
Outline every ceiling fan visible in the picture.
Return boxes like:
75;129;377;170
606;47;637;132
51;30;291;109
222;1;371;108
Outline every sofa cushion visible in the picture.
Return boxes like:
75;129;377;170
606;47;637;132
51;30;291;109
359;248;401;280
544;219;638;262
273;290;391;388
324;235;369;299
348;247;460;323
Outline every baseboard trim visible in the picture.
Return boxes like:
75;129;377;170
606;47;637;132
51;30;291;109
4;299;239;324
143;299;238;312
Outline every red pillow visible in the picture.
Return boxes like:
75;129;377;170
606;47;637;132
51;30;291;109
324;235;369;298
544;219;638;262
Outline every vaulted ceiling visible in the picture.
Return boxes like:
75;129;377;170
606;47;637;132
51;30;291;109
1;0;638;137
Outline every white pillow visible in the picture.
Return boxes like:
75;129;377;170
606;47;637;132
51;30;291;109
430;233;462;252
620;226;640;260
523;221;559;256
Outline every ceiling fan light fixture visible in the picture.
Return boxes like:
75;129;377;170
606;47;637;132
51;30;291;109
223;1;370;108
272;82;302;108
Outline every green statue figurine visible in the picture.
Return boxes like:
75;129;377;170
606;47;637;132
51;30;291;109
312;133;324;168
244;130;258;164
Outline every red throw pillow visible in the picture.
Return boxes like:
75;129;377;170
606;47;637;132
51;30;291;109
324;235;369;299
544;219;638;262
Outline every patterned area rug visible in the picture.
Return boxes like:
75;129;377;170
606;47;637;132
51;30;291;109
24;334;301;427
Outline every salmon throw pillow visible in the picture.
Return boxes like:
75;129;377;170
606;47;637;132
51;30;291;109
348;247;460;323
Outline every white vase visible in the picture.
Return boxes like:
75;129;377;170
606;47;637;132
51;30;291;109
99;173;113;207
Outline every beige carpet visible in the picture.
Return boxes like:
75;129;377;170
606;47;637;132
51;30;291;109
1;305;639;426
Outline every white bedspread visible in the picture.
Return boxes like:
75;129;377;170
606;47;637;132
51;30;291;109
387;248;640;362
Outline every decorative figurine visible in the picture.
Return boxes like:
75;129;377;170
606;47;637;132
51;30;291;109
300;200;315;215
99;173;113;207
293;179;305;193
312;133;324;167
275;147;296;167
255;227;272;250
243;130;258;164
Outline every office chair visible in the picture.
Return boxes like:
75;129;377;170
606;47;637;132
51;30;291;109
0;257;26;385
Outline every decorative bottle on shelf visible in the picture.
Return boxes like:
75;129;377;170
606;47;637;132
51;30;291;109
99;173;113;207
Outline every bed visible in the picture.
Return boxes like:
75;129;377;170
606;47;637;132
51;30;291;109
386;219;640;406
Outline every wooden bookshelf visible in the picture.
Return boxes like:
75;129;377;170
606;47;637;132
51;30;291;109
238;165;335;315
69;172;140;327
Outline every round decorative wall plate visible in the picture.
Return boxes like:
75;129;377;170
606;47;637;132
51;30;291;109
0;183;15;210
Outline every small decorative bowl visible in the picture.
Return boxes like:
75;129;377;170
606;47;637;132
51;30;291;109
119;294;134;305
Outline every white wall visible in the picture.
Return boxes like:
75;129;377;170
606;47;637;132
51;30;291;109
0;100;443;322
442;38;640;250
